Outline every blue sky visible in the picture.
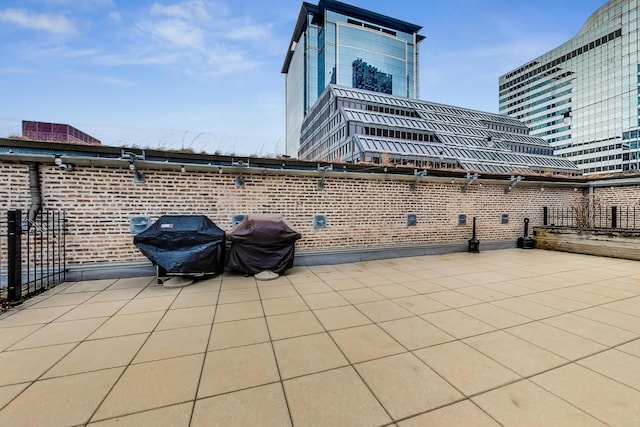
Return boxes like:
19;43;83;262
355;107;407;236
0;0;606;156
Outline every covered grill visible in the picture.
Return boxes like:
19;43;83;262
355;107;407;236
134;215;226;278
226;215;301;275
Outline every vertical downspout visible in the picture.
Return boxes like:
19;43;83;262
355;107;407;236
588;184;594;228
27;162;42;223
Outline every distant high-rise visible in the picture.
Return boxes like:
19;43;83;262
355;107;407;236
499;0;638;174
282;0;423;156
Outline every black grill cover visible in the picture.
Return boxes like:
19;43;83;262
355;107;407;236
134;215;226;275
226;215;301;275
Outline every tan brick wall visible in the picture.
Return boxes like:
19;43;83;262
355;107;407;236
1;160;587;265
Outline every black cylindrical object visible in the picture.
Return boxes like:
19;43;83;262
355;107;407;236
468;217;480;253
522;217;536;249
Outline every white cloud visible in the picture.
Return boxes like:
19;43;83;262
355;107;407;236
151;0;210;21
108;11;121;21
0;8;76;35
227;22;272;41
138;18;205;49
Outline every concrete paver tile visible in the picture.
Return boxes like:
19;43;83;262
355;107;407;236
258;285;299;300
88;311;164;340
107;276;155;290
43;334;147;378
56;300;128;322
0;343;74;386
428;290;483;308
506;321;606;360
198;342;279;398
0;324;42;351
369;283;417;299
542;313;637;346
421;309;495;339
355;300;413;322
574;306;640;333
9;317;107;350
135;285;180;299
459;303;531;328
133;325;210;363
379;316;454;350
192;383;291;427
262;296;308;316
213;301;263;323
118;295;176;315
314;305;372;330
355;352;463;419
218;287;260;304
414;341;521;396
0;382;29;410
392;295;449;315
617;338;640;357
578;349;640;390
60;279;116;293
521;292;589;312
491;297;562;320
156;306;215;330
93;353;203;420
531;364;640;427
292;281;333;295
209;317;270;350
456;285;511;302
284;367;391;427
302;291;350;309
338;288;385;304
398;279;447;294
170;291;218;309
398;400;500;427
273;332;348;379
29;292;99;309
473;379;607;427
266;311;324;340
0;305;74;327
0;368;123;427
88;402;192;427
330;324;405;363
86;288;141;304
464;330;567;377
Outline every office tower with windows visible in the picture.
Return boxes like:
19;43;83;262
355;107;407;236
499;0;639;174
282;0;423;156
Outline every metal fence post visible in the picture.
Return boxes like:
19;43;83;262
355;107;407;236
543;207;548;226
611;206;617;229
7;210;22;304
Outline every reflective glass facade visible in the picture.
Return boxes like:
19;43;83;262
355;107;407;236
282;1;423;156
499;0;638;174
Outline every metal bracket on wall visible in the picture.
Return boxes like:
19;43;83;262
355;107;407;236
122;150;146;183
410;169;427;191
505;175;524;193
460;172;479;193
317;164;333;190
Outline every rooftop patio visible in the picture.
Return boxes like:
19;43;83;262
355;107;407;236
0;249;639;426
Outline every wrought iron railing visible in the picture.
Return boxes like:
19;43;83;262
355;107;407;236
543;205;640;230
1;209;67;310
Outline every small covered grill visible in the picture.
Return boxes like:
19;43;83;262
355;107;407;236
226;215;301;276
134;215;226;281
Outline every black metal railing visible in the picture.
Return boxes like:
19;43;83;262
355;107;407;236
544;205;640;230
1;209;67;309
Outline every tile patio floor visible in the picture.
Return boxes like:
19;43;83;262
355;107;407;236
1;249;640;426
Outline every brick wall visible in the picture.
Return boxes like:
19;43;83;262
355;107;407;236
1;160;586;266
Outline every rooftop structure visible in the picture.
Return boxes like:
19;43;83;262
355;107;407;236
499;0;636;174
22;121;101;146
282;0;423;156
299;85;581;176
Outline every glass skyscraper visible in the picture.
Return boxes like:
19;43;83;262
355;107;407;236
282;0;423;156
499;0;638;174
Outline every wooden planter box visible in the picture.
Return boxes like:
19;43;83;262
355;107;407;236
534;226;640;261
